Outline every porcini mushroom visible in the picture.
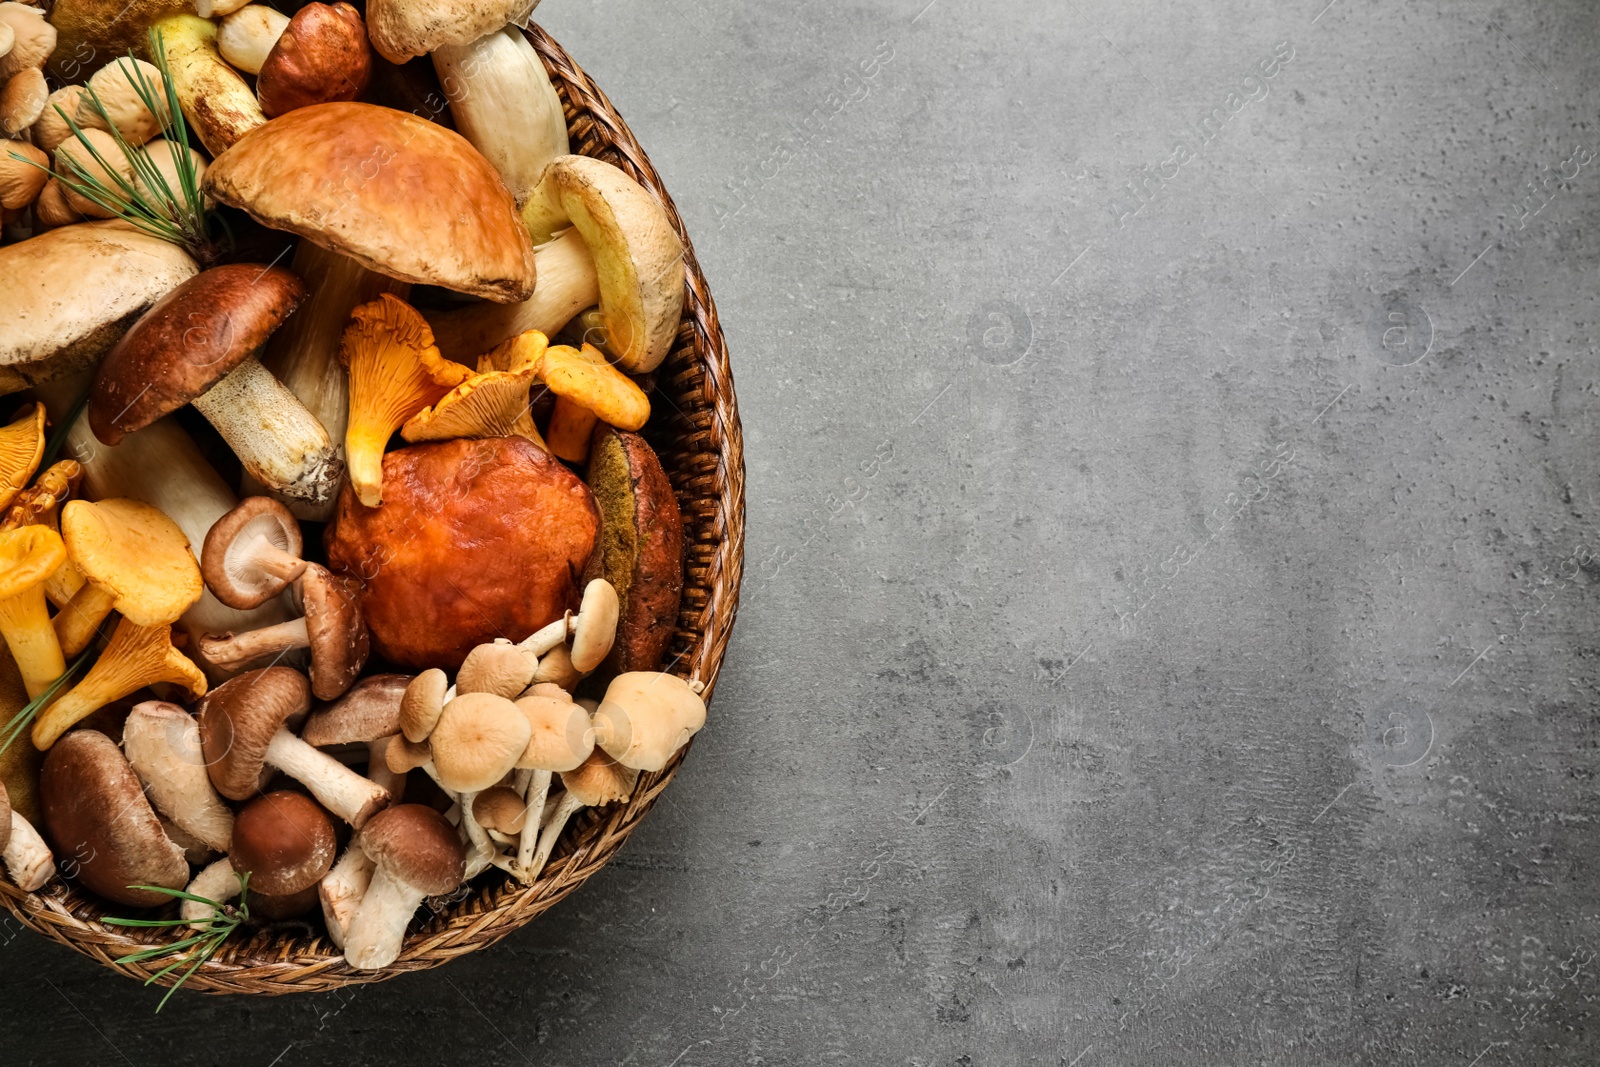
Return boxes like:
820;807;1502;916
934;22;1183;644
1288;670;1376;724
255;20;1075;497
0;221;199;394
336;294;471;507
216;4;289;76
255;3;371;118
198;564;368;699
590;671;707;772
122;700;233;853
200;497;307;611
342;804;465;970
32;618;206;749
0;141;48;211
0;524;67;700
53;497;204;657
227;791;334;916
299;672;410;797
365;0;533;64
399;667;447;743
523;748;638;881
131;137;210;222
324;436;599;668
203;102;536;302
83;56;170;145
38;729;188;906
198;666;389;826
1;65;46;135
455;642;535;700
508;691;594;881
30;86;88;155
518;155;685;373
151;14;267;155
89;263;344;508
0;401;44;513
319;840;374;948
55;127;135;219
0;779;52;891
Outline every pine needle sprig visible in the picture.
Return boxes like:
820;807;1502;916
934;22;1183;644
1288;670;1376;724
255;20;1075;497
104;872;252;1012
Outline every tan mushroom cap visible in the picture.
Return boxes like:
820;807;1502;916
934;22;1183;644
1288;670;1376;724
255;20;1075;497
428;691;530;793
520;155;685;373
364;0;532;64
561;747;639;807
513;693;594;773
455;641;535;699
301;673;410;746
399;667;447;743
0;3;52;84
569;578;620;673
204;102;535;302
472;784;527;835
591;672;707;772
60;498;204;625
0;221;200;394
0;402;44;513
1;65;47;135
229;790;336;896
56;127;134;218
0;140;47;211
31;85;88;154
297;564;369;700
38;729;189;907
384;733;431;774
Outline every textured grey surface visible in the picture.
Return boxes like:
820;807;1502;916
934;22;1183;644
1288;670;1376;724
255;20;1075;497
5;0;1600;1063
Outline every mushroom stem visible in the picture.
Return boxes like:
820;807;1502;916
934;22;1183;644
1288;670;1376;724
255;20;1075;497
0;580;65;699
189;357;343;508
180;857;240;928
199;617;310;673
3;810;53;891
525;791;585;881
342;862;426;970
51;581;115;658
516;615;573;659
32;620;207;749
241;535;308;583
511;769;552;882
319;842;375;950
264;727;389;827
260;242;410;521
367;738;405;799
426;228;599;364
455;790;493;861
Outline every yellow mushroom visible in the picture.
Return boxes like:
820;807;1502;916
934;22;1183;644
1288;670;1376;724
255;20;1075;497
0;525;67;700
52;499;204;658
0;402;46;514
32;619;207;750
538;342;651;433
0;460;84;609
399;363;547;448
338;294;471;507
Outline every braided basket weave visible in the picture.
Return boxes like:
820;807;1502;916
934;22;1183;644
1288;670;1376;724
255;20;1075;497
0;22;744;995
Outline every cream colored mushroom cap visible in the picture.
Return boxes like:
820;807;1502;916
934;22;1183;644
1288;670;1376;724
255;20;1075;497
569;578;619;673
512;694;594;773
591;672;706;773
429;692;531;793
365;0;536;64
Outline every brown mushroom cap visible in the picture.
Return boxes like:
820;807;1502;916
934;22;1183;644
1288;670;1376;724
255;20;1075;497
255;2;371;118
300;673;409;746
471;785;526;834
297;564;369;700
560;747;638;807
428;692;530;793
204;102;535;302
229;790;336;896
398;667;447;743
324;436;599;669
200;496;306;610
198;666;314;800
88;264;308;444
38;729;188;906
355;803;465;895
456;641;535;699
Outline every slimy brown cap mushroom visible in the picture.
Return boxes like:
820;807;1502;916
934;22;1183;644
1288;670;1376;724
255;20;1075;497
39;730;189;907
89;264;308;444
201;496;308;610
228;790;336;896
204;102;535;303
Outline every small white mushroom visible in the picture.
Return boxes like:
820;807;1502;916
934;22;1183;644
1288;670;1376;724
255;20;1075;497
123;700;235;852
1;782;53;892
195;0;255;19
217;4;291;75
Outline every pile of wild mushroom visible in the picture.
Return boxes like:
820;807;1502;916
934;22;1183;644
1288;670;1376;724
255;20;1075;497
0;0;705;980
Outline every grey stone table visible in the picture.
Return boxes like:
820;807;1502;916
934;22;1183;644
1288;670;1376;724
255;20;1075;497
5;1;1598;1063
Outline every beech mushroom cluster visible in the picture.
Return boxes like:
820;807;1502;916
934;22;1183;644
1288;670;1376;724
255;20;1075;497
2;0;711;990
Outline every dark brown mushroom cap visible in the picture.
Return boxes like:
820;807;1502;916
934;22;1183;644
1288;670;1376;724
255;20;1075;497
88;264;308;444
251;883;320;920
38;730;188;907
201;496;305;610
229;791;336;896
355;803;465;895
0;780;11;856
199;667;314;800
300;673;409;746
298;564;369;700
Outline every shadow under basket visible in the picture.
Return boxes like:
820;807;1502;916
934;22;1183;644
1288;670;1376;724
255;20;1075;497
0;23;745;996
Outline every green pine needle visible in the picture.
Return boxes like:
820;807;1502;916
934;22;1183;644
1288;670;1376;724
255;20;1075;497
105;872;252;1012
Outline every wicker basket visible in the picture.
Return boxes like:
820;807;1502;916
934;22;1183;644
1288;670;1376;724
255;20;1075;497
0;23;744;995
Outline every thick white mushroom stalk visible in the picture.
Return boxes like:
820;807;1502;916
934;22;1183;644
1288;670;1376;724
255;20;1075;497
32;378;292;648
426;227;599;363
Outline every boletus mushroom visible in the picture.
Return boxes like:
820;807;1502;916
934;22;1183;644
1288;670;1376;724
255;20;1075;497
200;496;308;611
198;563;368;699
89;263;345;509
325;436;599;669
255;2;371;118
198;666;389;827
343;803;465;970
39;729;188;906
203;102;536;302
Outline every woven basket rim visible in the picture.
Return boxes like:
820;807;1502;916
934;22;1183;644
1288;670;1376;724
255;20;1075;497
0;22;745;996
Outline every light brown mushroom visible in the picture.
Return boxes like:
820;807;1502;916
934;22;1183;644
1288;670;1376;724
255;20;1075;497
399;667;448;743
0;3;52;84
455;641;536;700
523;748;638;881
216;4;290;75
123;700;234;853
428;692;530;795
590;671;707;772
300;672;411;798
30;85;89;155
1;65;46;135
508;691;594;881
0;779;52;892
83;56;170;146
515;578;619;672
55;128;135;219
